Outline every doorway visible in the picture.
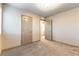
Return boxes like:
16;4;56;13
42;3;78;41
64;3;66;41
40;20;45;40
45;18;52;41
21;15;32;45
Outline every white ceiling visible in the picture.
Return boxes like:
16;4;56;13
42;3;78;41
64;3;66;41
6;3;79;17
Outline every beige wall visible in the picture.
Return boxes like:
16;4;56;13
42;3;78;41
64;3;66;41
2;4;40;50
0;3;2;54
32;16;40;42
51;7;79;46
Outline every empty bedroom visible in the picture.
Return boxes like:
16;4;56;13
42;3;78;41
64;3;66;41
0;3;79;56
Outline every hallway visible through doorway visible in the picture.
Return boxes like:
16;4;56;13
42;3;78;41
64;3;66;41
40;20;45;40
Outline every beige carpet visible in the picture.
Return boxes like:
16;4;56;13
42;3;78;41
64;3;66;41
1;39;79;56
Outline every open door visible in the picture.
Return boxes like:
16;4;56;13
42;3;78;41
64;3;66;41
21;15;32;45
40;20;45;40
45;17;52;41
